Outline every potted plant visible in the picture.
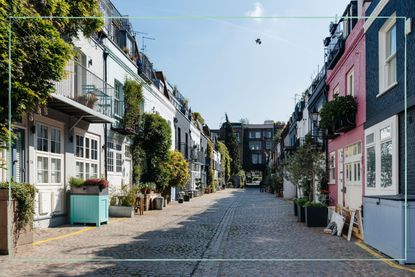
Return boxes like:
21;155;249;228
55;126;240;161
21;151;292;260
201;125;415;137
69;177;110;227
109;185;138;218
293;198;298;216
304;201;328;227
296;198;308;222
74;93;98;109
69;177;109;195
0;182;36;254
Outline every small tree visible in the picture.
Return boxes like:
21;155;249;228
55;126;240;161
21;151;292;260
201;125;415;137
123;79;144;183
167;150;190;190
140;113;172;190
222;113;240;175
284;136;326;202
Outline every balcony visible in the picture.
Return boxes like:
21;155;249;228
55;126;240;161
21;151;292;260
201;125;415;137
325;37;345;70
190;147;206;165
51;61;115;123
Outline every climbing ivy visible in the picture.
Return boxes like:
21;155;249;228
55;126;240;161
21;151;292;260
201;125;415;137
207;140;214;189
216;141;231;183
0;182;36;237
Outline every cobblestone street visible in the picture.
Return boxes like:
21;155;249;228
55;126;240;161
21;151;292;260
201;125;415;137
0;188;413;276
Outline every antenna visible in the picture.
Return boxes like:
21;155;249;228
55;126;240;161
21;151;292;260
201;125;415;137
141;36;156;53
292;93;300;106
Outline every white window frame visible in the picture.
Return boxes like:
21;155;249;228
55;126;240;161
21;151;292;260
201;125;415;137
107;139;123;175
364;115;399;195
329;152;336;183
74;130;100;179
378;14;397;96
34;121;64;186
344;142;362;186
346;68;355;96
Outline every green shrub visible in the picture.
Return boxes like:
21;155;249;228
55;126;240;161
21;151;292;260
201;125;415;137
0;182;36;232
303;201;327;208
68;177;84;187
296;198;309;207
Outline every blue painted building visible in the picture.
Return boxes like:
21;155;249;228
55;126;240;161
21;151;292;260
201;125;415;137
363;0;415;264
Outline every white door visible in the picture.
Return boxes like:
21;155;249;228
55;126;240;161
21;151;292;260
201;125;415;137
337;149;344;207
123;159;132;185
344;142;363;209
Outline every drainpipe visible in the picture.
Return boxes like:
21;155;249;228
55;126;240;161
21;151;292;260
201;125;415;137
103;50;109;180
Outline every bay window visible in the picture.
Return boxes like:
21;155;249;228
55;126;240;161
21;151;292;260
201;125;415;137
365;116;398;195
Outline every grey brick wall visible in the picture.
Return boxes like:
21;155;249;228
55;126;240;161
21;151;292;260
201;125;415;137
399;106;415;195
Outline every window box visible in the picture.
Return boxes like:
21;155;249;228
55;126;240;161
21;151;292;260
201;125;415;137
334;114;356;133
320;95;357;135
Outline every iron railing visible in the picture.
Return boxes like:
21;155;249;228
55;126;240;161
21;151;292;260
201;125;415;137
55;61;114;117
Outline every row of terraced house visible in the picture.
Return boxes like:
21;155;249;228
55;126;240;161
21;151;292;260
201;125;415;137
276;0;414;264
0;0;223;228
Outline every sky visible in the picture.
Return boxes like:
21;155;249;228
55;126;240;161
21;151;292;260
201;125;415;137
112;0;350;129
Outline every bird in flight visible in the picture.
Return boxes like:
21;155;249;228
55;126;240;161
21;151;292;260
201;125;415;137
255;38;262;45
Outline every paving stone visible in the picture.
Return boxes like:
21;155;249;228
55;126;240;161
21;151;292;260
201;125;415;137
0;188;413;276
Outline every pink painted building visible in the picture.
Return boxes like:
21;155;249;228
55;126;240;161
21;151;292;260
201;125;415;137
325;1;368;209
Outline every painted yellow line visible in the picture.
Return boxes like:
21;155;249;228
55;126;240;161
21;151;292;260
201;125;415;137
355;241;415;273
32;218;129;246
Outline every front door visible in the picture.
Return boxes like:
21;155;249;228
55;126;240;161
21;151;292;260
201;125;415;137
337;149;344;207
123;159;132;185
12;128;26;183
344;142;363;209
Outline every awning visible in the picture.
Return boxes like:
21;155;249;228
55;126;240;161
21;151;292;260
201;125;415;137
48;93;115;124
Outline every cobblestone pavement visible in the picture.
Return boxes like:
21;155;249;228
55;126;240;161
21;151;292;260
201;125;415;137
0;188;414;276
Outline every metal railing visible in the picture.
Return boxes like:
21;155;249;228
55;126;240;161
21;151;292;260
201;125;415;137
55;61;114;117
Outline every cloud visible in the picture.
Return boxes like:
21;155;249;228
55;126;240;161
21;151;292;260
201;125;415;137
246;2;264;20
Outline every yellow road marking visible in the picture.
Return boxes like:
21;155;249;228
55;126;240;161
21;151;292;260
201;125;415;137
32;218;129;246
355;241;415;273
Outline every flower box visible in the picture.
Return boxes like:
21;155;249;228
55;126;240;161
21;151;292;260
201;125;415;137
109;206;134;218
70;186;108;195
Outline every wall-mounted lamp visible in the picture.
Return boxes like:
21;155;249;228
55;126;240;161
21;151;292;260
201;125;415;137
30;125;36;134
88;59;93;67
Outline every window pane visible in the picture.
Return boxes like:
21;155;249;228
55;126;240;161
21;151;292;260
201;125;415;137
85;138;90;159
91;140;98;160
76;162;84;179
76;135;84;157
380;126;391;140
381;141;393;188
107;151;114;172
367;147;376;188
37;157;48;183
51;128;61;154
37;124;48;152
91;164;98;178
366;133;374;144
51;158;61;183
116;153;122;172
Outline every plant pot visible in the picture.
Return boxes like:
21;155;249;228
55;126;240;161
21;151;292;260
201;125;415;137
178;198;184;203
297;205;306;222
70;186;108;195
305;206;328;227
294;202;298;216
109;206;134;218
0;190;33;254
183;195;190;202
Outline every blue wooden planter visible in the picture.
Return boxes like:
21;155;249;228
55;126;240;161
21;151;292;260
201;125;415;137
70;194;109;227
363;195;415;264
